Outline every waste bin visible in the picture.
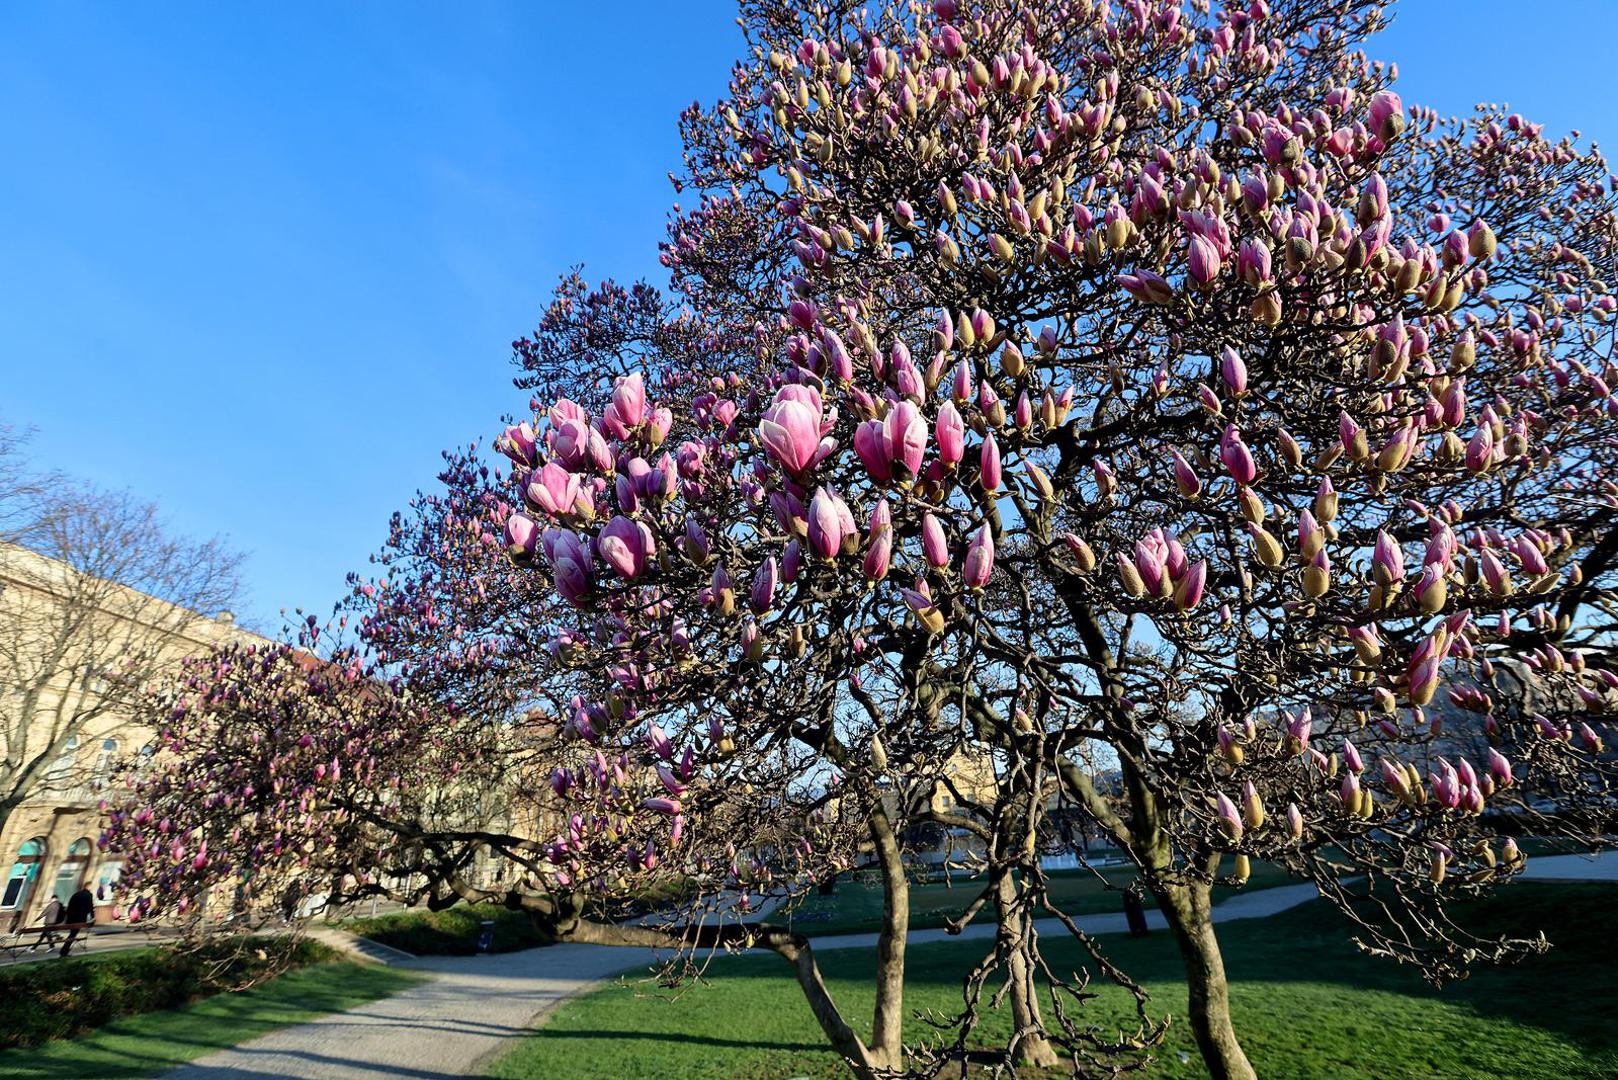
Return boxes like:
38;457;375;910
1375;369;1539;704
476;920;495;953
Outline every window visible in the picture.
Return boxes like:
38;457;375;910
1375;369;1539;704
2;839;47;911
93;738;120;787
50;839;92;905
45;735;80;788
94;859;123;904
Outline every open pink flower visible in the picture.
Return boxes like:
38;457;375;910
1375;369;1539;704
758;386;833;474
597;517;656;580
524;462;582;518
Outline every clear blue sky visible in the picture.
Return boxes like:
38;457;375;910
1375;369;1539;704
2;2;1612;629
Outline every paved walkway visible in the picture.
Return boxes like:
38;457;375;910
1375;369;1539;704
162;851;1613;1079
163;942;663;1080
0;925;181;968
1514;850;1618;881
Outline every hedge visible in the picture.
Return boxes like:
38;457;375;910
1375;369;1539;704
0;937;335;1050
344;903;547;955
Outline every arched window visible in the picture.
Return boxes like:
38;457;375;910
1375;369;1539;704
50;839;93;904
2;839;47;911
94;852;123;906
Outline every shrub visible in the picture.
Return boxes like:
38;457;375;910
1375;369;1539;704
0;937;334;1049
344;904;546;956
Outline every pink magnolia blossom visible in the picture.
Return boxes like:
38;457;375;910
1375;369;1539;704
597;517;656;580
963;525;994;588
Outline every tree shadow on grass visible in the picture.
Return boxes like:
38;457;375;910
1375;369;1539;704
851;881;1618;1063
524;1028;826;1054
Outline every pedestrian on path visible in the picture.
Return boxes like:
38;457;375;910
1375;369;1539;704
59;886;95;957
34;895;66;951
1122;886;1150;936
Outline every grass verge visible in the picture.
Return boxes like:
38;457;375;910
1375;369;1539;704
489;882;1617;1080
0;956;421;1079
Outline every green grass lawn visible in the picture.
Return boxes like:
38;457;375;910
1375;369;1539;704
0;959;423;1079
777;859;1295;937
489;882;1617;1080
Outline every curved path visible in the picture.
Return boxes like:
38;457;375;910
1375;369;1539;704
163;853;1614;1080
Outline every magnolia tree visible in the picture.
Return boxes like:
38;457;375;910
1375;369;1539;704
114;0;1618;1076
494;0;1618;1072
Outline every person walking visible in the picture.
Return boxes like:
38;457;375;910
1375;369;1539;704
1122;884;1151;937
58;886;95;958
34;895;65;951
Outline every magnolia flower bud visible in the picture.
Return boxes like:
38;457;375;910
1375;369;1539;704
1368;89;1405;142
1241;781;1265;830
1215;791;1244;842
902;585;946;634
1220;346;1248;395
1313;476;1339;522
1487;748;1513;787
1220;426;1257;484
1249;524;1284;569
1238;486;1266;524
1479;549;1513;597
1414;564;1448;613
1065;533;1097;573
963;525;994;589
870;733;888;772
1285;803;1305;841
1171;448;1202;498
1024;460;1054;500
1174;561;1207;611
970;435;1000;494
1118;552;1147;597
1277;428;1303;469
998;341;1025;379
1219;725;1244;765
741;619;765;662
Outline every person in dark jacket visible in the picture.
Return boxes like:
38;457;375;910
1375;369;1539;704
1122;884;1151;936
58;886;95;957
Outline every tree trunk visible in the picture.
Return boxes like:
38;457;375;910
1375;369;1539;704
994;873;1060;1068
541;906;886;1077
1155;882;1256;1080
866;803;909;1071
775;937;885;1078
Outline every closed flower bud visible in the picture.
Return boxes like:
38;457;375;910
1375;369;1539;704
1065;533;1097;572
1249;524;1284;569
1241;781;1265;829
1215;791;1244;841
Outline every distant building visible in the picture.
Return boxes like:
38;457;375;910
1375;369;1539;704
0;542;265;930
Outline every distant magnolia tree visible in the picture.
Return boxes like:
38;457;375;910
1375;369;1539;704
113;1;1618;1077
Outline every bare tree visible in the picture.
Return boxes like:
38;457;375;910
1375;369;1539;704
0;436;244;836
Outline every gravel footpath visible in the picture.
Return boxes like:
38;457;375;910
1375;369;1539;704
163;852;1612;1079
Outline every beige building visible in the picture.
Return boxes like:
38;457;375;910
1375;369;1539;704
0;541;263;930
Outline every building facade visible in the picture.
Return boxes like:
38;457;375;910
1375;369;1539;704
0;542;263;931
